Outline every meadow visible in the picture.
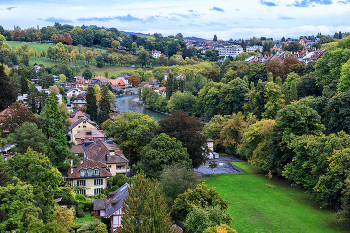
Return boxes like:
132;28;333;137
204;162;349;233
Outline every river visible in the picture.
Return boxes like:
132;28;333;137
115;94;168;122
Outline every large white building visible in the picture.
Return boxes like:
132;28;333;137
246;45;263;52
217;45;243;57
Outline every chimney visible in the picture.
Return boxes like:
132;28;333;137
70;158;73;174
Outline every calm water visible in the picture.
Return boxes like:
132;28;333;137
115;95;168;122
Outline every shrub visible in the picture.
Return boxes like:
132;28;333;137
203;224;238;233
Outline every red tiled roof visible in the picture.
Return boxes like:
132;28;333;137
75;129;106;140
84;140;128;165
68;159;112;179
109;79;125;86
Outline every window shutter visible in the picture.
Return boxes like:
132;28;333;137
101;179;103;186
83;180;86;186
94;179;96;185
77;181;79;187
94;189;96;195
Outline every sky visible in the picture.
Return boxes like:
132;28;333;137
0;0;350;40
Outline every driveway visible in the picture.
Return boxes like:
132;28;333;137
194;155;245;177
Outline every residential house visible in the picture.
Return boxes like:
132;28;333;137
68;118;98;145
68;110;91;124
93;183;129;232
246;45;263;52
75;129;107;145
84;140;130;176
66;88;82;98
164;68;172;80
271;43;282;53
68;159;112;196
70;144;85;157
71;93;87;108
176;54;182;60
93;76;111;87
152;50;161;58
158;87;166;97
17;86;62;106
109;79;126;93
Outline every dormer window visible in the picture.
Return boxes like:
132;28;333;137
87;169;92;176
83;121;86;124
94;169;100;176
80;170;84;177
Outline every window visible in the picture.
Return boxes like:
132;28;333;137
94;169;100;176
77;180;86;186
94;188;102;195
87;169;92;176
83;126;86;129
117;165;124;170
76;189;86;195
94;179;103;186
86;132;92;135
83;121;86;124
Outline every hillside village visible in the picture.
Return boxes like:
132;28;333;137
2;23;350;233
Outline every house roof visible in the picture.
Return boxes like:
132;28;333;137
75;129;106;140
106;183;130;217
93;199;111;210
93;76;110;83
68;159;112;179
109;79;125;86
70;145;85;154
0;107;12;122
69;110;91;124
84;140;128;164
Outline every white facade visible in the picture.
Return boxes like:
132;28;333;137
217;45;243;57
152;50;161;58
246;45;263;52
17;86;62;105
66;88;82;98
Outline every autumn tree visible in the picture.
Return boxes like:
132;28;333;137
281;56;301;81
111;40;121;50
156;110;209;168
265;58;282;80
129;74;141;87
119;173;173;233
0;65;16;112
0;102;39;135
59;32;73;45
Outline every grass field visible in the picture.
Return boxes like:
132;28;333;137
90;65;152;77
204;162;349;233
7;42;54;54
74;212;101;231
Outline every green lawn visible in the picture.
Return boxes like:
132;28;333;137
204;162;349;233
74;212;100;231
7;42;54;54
90;65;152;77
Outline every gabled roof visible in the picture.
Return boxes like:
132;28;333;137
109;79;125;86
84;140;128;164
70;144;85;154
68;118;98;131
68;159;112;179
106;183;130;217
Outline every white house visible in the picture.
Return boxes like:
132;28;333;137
152;50;161;58
17;86;62;105
66;88;82;98
246;45;263;52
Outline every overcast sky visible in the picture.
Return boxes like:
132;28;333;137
0;0;349;40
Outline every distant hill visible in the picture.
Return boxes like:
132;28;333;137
120;31;148;37
184;36;207;41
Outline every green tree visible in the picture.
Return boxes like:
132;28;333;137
182;206;232;233
269;101;325;175
94;223;108;233
6;148;62;221
82;69;92;79
203;115;230;147
337;59;350;93
108;112;158;164
8;121;50;155
0;65;16;111
213;35;217;41
137;49;150;67
327;91;350;134
136;133;191;178
156;110;208;168
185;74;208;96
119;173;173;233
168;91;198;114
40;95;71;170
0;177;43;233
52;205;74;232
98;85;112;124
166;72;174;99
290;80;298;101
85;87;98;121
172;182;229;221
159;164;196;209
262;81;284;119
96;54;104;68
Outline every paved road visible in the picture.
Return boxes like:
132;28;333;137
194;155;245;176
